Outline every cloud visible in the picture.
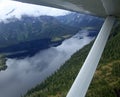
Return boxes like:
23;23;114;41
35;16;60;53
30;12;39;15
0;31;94;97
0;0;70;21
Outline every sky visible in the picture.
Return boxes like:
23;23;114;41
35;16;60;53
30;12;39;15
0;0;70;21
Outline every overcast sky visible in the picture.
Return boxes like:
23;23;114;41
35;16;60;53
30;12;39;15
0;0;70;21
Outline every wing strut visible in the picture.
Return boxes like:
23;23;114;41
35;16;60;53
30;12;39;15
66;16;115;97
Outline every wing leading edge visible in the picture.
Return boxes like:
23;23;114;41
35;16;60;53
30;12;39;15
14;0;120;17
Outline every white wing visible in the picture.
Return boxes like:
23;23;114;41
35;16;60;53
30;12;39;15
13;0;118;97
14;0;120;17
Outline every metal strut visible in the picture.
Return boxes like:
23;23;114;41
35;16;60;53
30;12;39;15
66;16;115;97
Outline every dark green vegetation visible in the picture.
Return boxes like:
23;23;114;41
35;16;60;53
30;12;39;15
24;21;120;97
0;55;7;71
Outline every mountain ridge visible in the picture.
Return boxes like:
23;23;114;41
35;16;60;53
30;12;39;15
0;13;103;58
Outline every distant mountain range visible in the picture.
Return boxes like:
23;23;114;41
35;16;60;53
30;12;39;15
0;12;103;57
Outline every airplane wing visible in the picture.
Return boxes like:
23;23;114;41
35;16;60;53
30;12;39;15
14;0;120;17
13;0;119;97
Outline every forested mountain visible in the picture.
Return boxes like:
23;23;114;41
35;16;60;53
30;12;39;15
0;13;103;48
24;21;120;97
0;13;103;58
0;15;77;48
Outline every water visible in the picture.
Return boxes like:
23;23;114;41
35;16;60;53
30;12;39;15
0;31;94;97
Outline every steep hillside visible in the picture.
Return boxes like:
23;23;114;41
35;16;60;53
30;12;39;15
0;15;78;48
24;21;120;97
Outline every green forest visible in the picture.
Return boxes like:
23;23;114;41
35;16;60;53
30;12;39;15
0;55;7;71
24;21;120;97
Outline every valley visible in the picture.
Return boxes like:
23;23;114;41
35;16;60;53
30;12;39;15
0;13;103;59
0;10;103;97
0;31;94;97
24;20;120;97
0;1;119;97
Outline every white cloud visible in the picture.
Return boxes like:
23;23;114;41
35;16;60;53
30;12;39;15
0;31;94;97
0;0;70;21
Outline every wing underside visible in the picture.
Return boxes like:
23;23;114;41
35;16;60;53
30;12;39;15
14;0;120;17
